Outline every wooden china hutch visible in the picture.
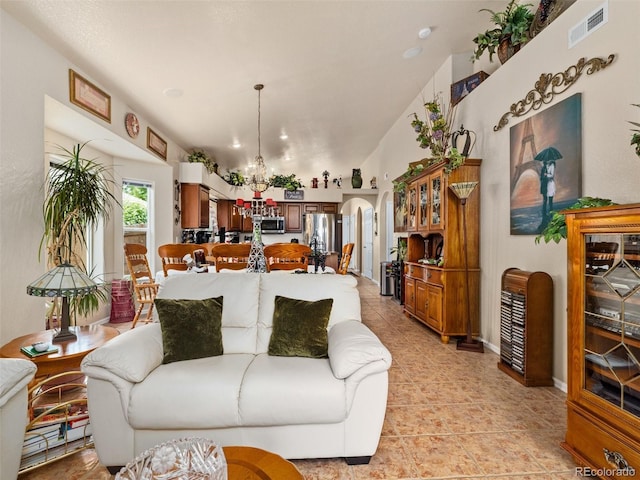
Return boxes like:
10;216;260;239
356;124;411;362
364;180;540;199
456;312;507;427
563;204;640;478
394;158;481;343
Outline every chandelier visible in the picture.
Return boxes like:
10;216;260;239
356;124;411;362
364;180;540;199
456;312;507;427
247;84;269;193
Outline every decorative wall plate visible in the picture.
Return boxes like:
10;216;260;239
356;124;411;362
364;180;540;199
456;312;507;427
125;112;140;138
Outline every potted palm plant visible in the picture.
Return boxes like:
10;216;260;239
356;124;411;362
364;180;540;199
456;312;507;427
40;141;119;320
472;0;534;64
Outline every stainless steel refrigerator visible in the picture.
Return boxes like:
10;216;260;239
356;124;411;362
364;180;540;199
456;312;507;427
302;213;342;253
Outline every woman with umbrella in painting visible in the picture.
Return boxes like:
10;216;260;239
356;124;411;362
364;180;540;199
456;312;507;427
536;146;562;221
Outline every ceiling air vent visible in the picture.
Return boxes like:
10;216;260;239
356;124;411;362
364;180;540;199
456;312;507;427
568;1;608;48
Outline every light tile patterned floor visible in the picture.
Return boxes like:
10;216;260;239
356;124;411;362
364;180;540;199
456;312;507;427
18;276;580;479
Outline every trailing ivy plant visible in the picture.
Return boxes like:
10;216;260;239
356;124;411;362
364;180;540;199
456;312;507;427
269;173;304;191
392;150;465;192
535;197;617;244
224;170;245;186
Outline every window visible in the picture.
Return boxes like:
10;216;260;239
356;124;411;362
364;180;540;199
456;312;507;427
123;180;153;275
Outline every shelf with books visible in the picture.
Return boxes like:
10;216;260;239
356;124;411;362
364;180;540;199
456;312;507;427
19;371;93;474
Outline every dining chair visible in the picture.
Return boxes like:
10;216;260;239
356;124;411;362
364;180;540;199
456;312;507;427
209;243;251;271
199;242;218;265
264;243;311;271
123;243;160;328
157;243;199;276
337;242;355;275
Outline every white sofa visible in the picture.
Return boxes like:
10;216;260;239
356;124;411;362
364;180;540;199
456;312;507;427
81;273;392;471
1;358;37;480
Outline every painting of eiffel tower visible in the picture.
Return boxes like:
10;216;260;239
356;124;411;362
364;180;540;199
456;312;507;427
510;93;582;235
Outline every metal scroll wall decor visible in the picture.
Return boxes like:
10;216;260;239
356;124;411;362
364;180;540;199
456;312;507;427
493;54;615;131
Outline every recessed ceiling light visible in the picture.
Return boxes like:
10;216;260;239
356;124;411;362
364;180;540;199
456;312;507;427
163;88;183;98
418;27;432;39
402;46;423;59
232;141;241;149
280;133;288;140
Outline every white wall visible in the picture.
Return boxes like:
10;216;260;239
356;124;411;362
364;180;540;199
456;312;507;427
360;0;640;385
0;11;184;343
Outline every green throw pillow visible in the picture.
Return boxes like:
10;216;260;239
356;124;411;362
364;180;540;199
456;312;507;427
155;296;224;364
268;295;333;358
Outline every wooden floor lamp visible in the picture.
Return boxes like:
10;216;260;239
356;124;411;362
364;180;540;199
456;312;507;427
449;181;483;353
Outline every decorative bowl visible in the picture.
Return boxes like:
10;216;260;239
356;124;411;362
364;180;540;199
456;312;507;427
116;437;227;480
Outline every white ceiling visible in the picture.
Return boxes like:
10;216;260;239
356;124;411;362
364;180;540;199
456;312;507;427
2;0;509;182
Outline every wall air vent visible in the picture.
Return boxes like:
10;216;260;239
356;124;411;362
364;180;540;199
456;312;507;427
568;1;608;48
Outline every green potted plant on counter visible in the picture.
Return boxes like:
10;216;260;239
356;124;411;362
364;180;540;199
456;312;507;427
472;0;534;64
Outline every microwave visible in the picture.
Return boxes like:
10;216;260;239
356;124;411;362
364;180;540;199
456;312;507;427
260;216;285;234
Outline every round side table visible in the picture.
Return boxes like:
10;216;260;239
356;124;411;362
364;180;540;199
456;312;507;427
0;324;119;383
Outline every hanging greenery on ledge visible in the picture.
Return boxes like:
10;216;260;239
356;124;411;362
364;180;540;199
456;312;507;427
224;170;245;186
392;150;465;193
187;149;217;174
534;197;617;244
269;173;304;191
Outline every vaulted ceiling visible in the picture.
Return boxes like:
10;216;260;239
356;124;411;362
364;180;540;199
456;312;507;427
2;0;509;181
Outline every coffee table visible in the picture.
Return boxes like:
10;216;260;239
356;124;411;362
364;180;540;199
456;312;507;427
0;325;119;384
223;446;303;480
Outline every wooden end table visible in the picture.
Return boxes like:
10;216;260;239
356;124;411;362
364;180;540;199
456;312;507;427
0;324;119;384
224;446;303;480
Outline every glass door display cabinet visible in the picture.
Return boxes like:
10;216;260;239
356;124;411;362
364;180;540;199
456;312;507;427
418;179;428;230
393;190;407;232
407;183;417;232
429;171;444;230
564;204;640;479
401;158;481;343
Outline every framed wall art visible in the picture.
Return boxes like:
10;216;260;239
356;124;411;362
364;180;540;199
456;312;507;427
450;71;489;106
147;128;167;160
69;69;111;123
509;93;582;235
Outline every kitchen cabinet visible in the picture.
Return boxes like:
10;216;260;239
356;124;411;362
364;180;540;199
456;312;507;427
303;203;338;214
562;204;640;477
181;183;210;229
284;203;302;233
401;159;481;343
217;200;251;232
286;203;338;233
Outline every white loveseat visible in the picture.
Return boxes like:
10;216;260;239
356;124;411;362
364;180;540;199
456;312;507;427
1;358;37;480
81;273;392;471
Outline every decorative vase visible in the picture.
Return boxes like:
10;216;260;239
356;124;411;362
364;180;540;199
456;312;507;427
311;178;318;189
497;37;521;64
351;169;363;189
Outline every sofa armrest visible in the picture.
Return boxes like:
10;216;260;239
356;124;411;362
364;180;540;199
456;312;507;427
0;358;36;408
328;320;392;379
81;323;163;383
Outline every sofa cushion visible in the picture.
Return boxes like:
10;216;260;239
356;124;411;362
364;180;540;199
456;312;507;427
239;353;347;426
157;273;260;354
155;296;224;364
128;354;255;429
257;273;360;353
268;296;333;358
